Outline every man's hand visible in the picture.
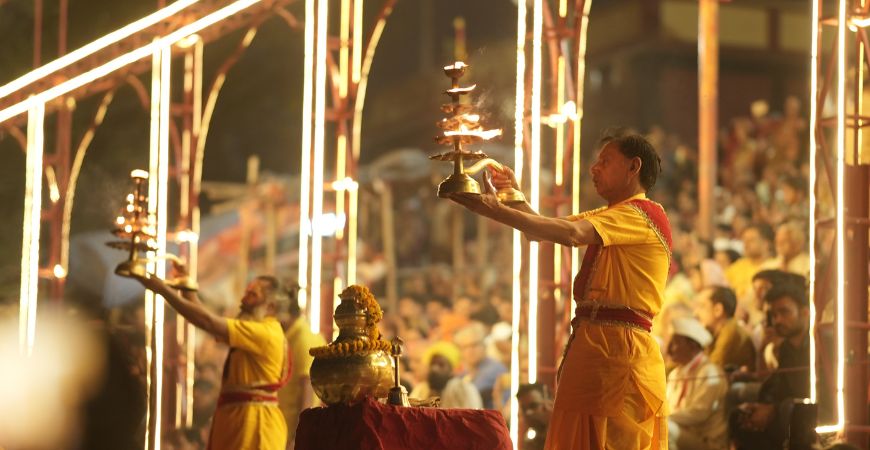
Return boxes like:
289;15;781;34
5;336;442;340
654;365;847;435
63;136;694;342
489;165;520;191
134;272;170;294
168;258;189;279
448;174;503;219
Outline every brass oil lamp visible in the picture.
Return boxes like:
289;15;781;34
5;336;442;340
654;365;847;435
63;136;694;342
107;170;197;291
430;61;525;204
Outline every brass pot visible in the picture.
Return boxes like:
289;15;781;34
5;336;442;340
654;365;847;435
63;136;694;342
309;286;394;405
309;350;393;405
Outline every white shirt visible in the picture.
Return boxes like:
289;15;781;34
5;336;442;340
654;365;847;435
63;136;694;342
409;377;483;409
666;352;729;449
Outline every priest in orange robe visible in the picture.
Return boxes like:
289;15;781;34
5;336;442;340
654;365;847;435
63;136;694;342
450;131;671;450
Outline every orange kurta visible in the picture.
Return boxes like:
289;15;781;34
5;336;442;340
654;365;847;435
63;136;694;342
208;317;288;450
546;193;670;450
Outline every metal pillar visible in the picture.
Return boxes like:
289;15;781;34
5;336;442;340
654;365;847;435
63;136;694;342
698;0;718;241
809;0;870;443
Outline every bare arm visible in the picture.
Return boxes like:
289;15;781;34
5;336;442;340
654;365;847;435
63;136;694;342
137;275;229;342
505;200;580;242
451;192;602;247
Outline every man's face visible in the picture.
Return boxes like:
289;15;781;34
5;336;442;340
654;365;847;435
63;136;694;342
742;228;767;259
752;278;773;310
768;296;808;339
456;334;485;368
775;227;798;259
427;354;454;391
667;334;700;366
589;143;637;202
241;280;267;309
518;390;551;430
693;289;722;330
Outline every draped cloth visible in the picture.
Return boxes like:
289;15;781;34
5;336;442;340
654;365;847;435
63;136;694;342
545;193;671;450
295;397;512;450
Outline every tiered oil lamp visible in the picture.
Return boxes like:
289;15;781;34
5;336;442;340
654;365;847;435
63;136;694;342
107;170;196;291
429;61;525;203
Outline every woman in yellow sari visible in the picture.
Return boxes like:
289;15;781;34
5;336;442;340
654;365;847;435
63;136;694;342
450;131;671;450
135;269;290;450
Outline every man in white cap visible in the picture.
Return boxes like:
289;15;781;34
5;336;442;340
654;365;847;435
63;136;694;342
666;317;729;450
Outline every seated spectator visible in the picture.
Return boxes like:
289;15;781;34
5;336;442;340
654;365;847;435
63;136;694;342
516;383;553;450
666;317;729;450
454;322;507;409
725;223;774;315
761;221;809;277
694;286;756;371
409;341;482;409
729;283;810;450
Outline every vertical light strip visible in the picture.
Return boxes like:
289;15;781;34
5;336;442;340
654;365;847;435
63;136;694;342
336;135;347;240
833;0;846;432
19;101;44;356
310;0;330;335
352;0;363;85
572;0;593;310
555;56;565;187
510;0;527;445
528;0;544;385
813;0;848;435
154;44;172;450
348;0;363;288
808;0;819;407
347;184;358;285
298;0;316;315
144;47;162;450
339;0;350;98
186;37;203;428
178;46;194;430
554;55;566;303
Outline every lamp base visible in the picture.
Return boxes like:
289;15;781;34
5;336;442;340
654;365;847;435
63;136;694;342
115;259;149;279
437;173;481;198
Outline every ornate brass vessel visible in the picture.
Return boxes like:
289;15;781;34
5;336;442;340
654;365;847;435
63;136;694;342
309;286;394;405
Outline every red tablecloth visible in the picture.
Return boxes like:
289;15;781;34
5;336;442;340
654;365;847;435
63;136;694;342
295;398;512;450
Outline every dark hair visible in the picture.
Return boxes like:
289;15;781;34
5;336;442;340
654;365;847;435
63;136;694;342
598;129;662;191
782;175;807;193
254;275;292;307
722;249;741;264
764;283;808;309
286;283;302;317
752;269;789;284
709;286;738;318
743;222;775;243
752;270;806;291
517;383;547;399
